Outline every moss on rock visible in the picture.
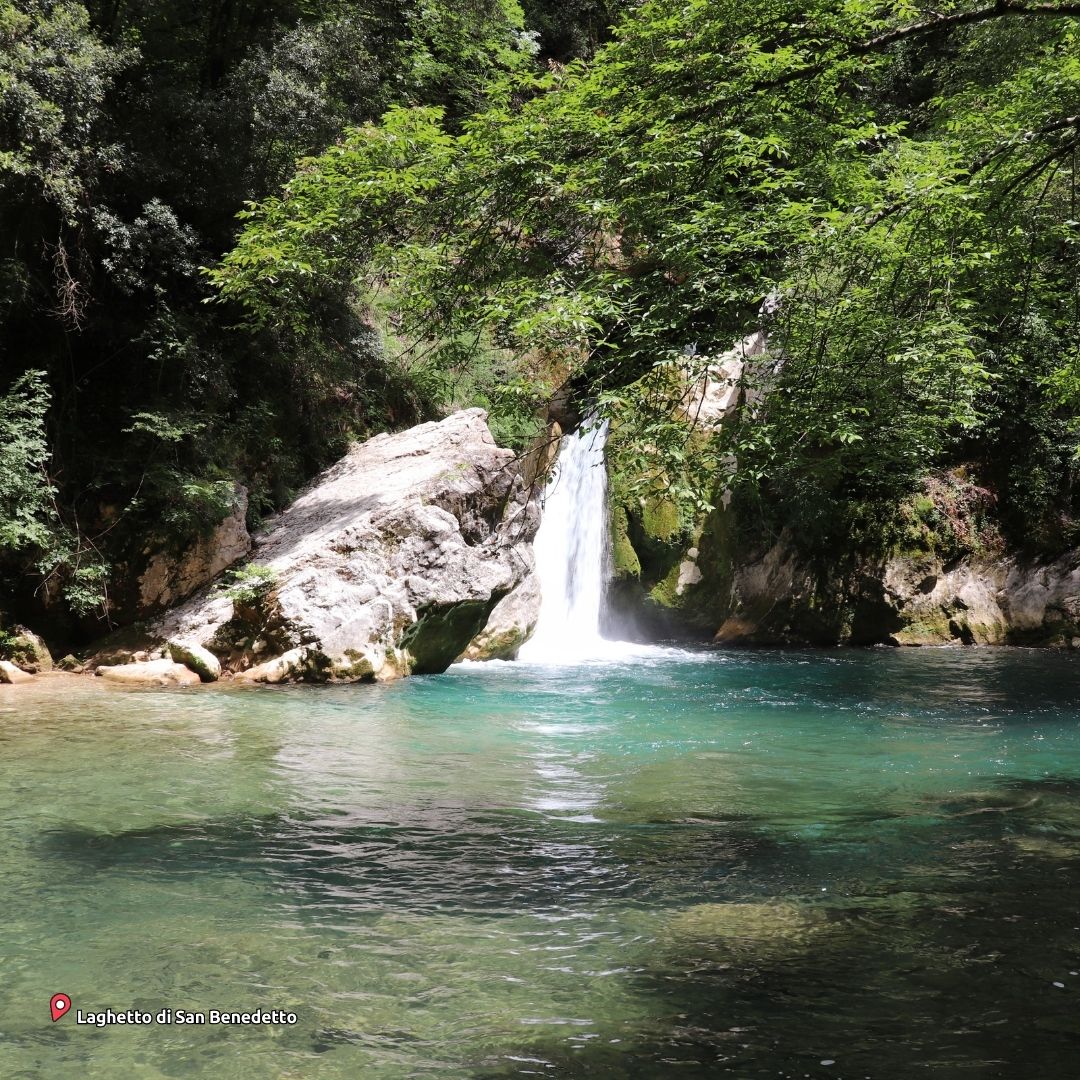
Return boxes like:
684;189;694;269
647;561;686;610
332;649;376;682
610;505;641;580
466;626;529;661
402;597;501;674
641;495;682;544
167;641;221;682
0;626;53;673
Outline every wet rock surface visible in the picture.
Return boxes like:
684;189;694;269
713;544;1080;647
166;641;221;683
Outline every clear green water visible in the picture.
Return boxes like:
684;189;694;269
3;648;1080;1079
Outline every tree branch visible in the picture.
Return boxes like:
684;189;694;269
853;1;1080;55
970;114;1080;175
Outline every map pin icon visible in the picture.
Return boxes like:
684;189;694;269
50;993;71;1022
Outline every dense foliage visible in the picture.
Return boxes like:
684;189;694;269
0;0;585;634
7;0;1080;639
216;0;1080;557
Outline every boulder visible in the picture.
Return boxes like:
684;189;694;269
167;641;221;683
6;626;53;673
462;568;541;661
233;648;309;684
96;659;202;687
151;409;540;683
0;660;35;685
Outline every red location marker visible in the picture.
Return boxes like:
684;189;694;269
50;993;71;1022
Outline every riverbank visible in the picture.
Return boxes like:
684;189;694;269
7;406;1080;684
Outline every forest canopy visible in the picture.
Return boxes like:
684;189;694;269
3;0;1080;632
215;0;1080;548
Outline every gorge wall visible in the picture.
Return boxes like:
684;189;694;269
603;325;1080;651
609;496;1080;649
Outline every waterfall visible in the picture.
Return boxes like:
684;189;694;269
518;421;612;663
506;420;695;668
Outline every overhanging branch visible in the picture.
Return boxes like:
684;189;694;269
853;1;1080;55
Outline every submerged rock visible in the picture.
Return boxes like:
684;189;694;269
663;901;830;962
144;410;538;683
96;659;202;687
1007;836;1080;860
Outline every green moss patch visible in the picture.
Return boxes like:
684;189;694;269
641;496;681;544
610;505;641;580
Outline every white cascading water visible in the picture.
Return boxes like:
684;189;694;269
518;422;613;663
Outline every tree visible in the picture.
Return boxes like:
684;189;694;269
213;0;1080;547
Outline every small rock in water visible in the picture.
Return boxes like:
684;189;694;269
167;640;221;682
96;659;201;687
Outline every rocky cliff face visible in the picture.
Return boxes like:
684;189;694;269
611;503;1080;649
708;544;1080;648
134;486;252;616
608;346;1080;650
115;409;539;681
878;549;1080;646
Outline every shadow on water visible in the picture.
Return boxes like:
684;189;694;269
464;831;1080;1080
38;810;797;917
38;772;1080;1078
580;775;1080;1080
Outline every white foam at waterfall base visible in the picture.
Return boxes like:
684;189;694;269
517;421;667;665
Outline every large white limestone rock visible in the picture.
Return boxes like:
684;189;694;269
148;409;539;682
